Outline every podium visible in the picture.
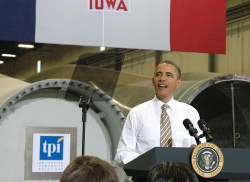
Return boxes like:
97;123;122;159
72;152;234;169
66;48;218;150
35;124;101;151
124;147;250;181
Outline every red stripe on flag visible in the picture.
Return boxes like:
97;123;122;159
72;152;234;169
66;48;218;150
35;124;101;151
170;0;226;54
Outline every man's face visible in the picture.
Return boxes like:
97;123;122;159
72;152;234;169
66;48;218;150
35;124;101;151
152;63;182;103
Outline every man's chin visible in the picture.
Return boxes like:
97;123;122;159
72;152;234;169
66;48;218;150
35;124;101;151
156;94;168;101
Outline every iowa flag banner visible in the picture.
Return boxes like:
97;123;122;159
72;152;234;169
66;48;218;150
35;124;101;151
0;0;226;54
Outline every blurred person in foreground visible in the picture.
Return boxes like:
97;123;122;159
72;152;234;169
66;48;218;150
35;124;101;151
60;155;119;182
147;161;199;182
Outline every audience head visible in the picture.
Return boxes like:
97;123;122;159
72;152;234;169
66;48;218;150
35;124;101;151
147;161;199;182
60;155;119;182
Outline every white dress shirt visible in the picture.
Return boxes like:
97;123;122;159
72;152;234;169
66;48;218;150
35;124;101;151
115;96;204;165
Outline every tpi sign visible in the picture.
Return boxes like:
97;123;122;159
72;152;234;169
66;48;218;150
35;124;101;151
89;0;130;11
40;136;64;160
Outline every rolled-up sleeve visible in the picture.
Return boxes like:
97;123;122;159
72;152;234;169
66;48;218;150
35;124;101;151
115;111;140;165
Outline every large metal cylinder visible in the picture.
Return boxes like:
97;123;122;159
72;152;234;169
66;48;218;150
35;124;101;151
0;75;124;181
176;73;250;149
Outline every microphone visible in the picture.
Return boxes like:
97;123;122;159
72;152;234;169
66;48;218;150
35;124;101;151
183;119;200;145
198;119;213;142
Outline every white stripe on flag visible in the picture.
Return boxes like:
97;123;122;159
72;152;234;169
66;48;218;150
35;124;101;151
35;0;171;50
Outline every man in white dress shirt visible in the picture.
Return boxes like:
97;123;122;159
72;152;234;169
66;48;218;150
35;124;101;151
115;60;204;166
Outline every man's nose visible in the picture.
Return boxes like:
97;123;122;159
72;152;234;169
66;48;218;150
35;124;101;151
159;74;167;80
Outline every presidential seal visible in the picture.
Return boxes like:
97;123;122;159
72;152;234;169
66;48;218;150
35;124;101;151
191;142;224;178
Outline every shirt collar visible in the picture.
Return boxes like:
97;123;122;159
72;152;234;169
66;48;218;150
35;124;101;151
153;96;175;112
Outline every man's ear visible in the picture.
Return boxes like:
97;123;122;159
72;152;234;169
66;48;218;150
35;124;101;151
177;79;183;88
152;77;154;85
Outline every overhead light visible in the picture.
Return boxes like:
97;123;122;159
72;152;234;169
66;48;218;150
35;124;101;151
1;53;16;57
100;46;105;51
37;60;41;73
0;60;4;64
18;43;34;49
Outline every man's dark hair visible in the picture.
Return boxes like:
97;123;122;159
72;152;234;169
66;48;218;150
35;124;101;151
60;155;119;182
147;161;199;182
157;60;182;79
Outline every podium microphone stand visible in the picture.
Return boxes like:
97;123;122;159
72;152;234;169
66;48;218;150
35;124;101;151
79;96;92;155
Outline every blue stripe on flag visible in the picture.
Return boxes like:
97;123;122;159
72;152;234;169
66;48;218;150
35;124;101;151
0;0;36;42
